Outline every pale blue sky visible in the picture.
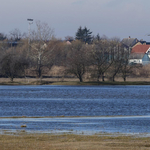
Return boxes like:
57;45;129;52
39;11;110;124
1;0;150;41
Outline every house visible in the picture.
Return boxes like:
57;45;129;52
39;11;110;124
122;36;138;48
129;45;150;65
132;40;150;48
121;36;139;55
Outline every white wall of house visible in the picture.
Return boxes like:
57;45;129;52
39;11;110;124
146;48;150;58
129;59;142;64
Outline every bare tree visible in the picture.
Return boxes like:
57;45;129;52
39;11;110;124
65;40;89;82
0;33;8;51
108;43;127;82
9;29;22;41
120;47;133;81
91;39;113;81
0;33;7;41
29;21;56;78
0;39;9;51
0;50;29;81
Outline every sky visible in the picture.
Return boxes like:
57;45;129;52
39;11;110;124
1;0;150;41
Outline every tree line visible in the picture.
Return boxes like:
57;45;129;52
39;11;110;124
0;21;147;82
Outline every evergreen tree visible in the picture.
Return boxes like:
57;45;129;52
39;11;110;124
75;26;92;44
75;26;84;41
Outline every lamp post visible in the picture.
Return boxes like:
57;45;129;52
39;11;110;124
27;19;33;53
25;19;33;81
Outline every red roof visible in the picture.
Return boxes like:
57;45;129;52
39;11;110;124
131;45;150;53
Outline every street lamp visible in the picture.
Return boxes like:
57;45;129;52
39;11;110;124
27;18;33;53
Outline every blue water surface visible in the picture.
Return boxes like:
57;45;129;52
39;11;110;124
0;85;150;135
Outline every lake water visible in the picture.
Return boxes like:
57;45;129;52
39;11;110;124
0;85;150;135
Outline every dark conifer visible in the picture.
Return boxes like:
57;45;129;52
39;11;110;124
75;26;92;44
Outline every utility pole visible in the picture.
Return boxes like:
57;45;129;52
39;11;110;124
27;19;33;53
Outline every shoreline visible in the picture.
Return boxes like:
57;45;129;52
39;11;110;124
1;128;150;138
1;116;150;138
1;129;150;137
1;77;150;86
1;80;150;86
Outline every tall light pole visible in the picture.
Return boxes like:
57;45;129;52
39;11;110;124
27;19;33;53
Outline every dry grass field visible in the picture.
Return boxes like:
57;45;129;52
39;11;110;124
1;133;150;150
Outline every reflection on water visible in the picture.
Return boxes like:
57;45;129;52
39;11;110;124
0;85;150;135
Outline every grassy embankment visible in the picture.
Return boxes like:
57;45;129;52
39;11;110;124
1;77;150;85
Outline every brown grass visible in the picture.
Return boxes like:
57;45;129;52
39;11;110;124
1;77;150;86
0;133;150;150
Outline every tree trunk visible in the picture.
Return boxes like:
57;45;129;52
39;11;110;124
10;76;14;82
79;74;83;82
38;67;41;78
112;76;115;82
97;75;100;82
102;73;105;82
37;63;42;78
123;76;126;82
